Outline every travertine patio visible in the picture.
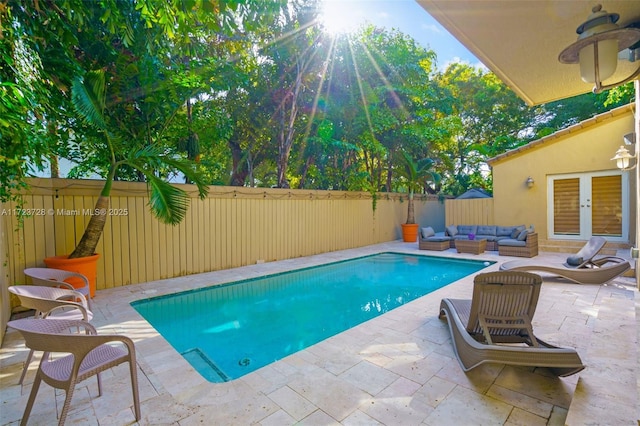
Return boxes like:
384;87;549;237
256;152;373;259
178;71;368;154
1;241;638;425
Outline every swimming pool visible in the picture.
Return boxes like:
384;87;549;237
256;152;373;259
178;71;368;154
132;252;492;382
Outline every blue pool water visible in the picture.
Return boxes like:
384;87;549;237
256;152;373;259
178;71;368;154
132;252;492;382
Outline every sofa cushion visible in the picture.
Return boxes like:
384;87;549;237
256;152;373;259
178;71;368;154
426;236;450;242
446;225;458;237
476;226;497;236
498;238;526;247
496;226;515;237
516;229;529;241
457;225;477;235
421;227;435;239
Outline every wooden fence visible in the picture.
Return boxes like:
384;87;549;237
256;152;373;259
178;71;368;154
445;198;495;226
1;178;446;294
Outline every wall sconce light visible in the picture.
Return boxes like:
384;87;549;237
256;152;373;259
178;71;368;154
526;176;535;188
558;4;640;93
611;145;637;170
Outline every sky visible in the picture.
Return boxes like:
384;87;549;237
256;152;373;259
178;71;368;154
320;0;481;69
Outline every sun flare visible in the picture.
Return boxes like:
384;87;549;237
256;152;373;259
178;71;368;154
319;0;366;34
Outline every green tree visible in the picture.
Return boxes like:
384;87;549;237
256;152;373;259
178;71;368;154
395;152;440;224
435;63;536;195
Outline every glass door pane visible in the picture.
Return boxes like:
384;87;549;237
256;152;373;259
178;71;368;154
553;178;580;235
591;175;622;237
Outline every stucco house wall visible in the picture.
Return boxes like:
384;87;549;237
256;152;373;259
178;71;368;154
488;104;636;243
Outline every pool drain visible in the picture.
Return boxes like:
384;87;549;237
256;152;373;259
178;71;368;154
239;358;251;367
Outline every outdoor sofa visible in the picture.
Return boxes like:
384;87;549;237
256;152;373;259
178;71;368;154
419;224;538;257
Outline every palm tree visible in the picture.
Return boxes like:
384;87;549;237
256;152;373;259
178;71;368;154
396;151;440;225
68;69;208;258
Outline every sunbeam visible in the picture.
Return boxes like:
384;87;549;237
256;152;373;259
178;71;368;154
319;0;368;35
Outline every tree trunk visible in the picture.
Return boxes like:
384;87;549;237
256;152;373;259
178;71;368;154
298;156;314;189
229;137;249;186
68;195;110;258
69;164;115;259
406;191;415;224
277;60;303;188
49;155;59;178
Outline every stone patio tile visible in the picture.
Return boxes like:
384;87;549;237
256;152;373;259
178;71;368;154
287;369;369;421
341;409;383;425
504;407;547;426
178;393;279;425
422;386;512;426
300;409;341;425
493;366;574;408
339;360;400;395
435;361;504;394
486;384;553;418
412;376;456;408
547;405;568;426
267;385;317;420
258;409;296;426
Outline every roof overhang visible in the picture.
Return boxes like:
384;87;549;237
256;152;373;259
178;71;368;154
416;1;640;105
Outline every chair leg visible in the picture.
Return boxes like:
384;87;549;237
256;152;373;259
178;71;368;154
18;349;35;385
96;372;102;397
20;371;42;426
129;360;141;421
58;382;76;426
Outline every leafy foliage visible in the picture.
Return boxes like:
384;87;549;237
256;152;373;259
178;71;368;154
1;0;632;212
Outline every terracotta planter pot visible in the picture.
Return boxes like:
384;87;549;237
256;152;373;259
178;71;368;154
43;253;100;297
401;223;419;242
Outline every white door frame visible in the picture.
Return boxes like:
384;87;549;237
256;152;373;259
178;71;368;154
547;170;629;242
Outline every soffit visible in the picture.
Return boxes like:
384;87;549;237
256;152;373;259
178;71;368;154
416;1;640;106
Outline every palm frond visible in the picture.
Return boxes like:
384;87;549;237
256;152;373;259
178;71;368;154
146;176;189;225
159;156;209;199
71;70;108;131
129;146;209;199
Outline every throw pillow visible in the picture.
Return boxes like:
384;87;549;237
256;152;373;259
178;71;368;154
566;255;583;266
421;227;435;239
511;226;525;239
517;229;528;241
446;225;458;237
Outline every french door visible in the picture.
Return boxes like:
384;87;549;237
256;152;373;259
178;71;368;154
548;171;628;241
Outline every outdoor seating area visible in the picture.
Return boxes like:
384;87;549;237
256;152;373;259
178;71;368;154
1;241;637;425
419;225;539;257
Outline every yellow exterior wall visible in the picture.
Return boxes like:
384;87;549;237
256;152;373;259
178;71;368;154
490;105;636;241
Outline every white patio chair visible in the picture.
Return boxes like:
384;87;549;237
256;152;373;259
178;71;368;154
23;267;92;309
7;318;140;426
8;285;93;385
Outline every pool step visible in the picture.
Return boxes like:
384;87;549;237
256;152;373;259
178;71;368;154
182;348;230;382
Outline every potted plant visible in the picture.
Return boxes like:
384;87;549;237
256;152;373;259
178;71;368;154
44;70;208;296
396;151;440;242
